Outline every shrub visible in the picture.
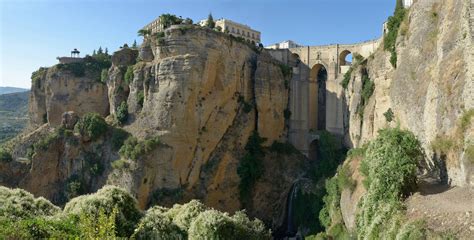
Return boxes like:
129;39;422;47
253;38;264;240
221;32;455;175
431;136;456;154
0;215;79;239
133;207;186;239
459;109;474;132
116;101;129;124
357;74;375;118
119;136;161;160
466;144;474;163
74;113;108;141
356;127;423;238
0;186;61;220
279;64;292;78
0;148;12;162
237;95;253;113
63;185;142;237
384;108;394;122
383;0;406;68
340;67;352;90
111;159;130;170
137;91;145;107
79;206;117;239
65;175;85;200
237;131;266;207
166;200;207;231
188;210;270;240
124;65;134;84
337;164;356;191
111;127;130;150
270;141;298;155
100;69;108;83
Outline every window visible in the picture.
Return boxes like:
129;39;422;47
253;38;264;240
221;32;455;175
232;27;235;33
237;29;240;34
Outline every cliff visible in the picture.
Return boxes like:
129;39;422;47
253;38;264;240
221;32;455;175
0;26;307;230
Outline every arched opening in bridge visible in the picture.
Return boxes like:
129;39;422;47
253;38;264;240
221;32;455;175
339;50;352;66
290;53;300;67
309;64;327;131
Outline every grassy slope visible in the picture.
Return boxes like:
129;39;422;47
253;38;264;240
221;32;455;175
0;91;29;143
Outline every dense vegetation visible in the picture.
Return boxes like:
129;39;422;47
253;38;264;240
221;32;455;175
237;131;266;207
312;128;426;239
0;185;269;239
57;52;111;81
384;0;407;68
74;113;108;141
356;73;375;118
119;136;161;160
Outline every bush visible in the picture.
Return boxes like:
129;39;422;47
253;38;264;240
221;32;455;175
237;131;266;207
0;215;79;239
0;186;61;220
384;108;394;122
188;210;270;240
74;113;108;141
279;64;292;78
119;136;161;160
111;127;130;150
133;207;186;239
357;74;375;118
124;65;134;84
137;91;145;107
0;148;12;162
63;185;142;237
270;141;298;155
383;0;407;68
340;67;352;90
116;101;129;124
100;69;108;83
356;127;423;238
79;206;117;239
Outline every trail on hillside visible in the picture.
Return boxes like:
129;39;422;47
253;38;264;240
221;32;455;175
405;177;474;239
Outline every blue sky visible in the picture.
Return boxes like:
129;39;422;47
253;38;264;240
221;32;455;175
1;0;395;88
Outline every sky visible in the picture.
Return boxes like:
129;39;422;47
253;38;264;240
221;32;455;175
0;0;395;88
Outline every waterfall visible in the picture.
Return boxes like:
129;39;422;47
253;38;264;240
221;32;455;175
286;182;298;236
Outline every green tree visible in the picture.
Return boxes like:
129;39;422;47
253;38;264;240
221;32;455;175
206;13;215;29
138;29;151;37
97;47;103;55
132;40;137;48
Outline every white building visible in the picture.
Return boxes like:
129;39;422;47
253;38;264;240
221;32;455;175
402;0;413;8
199;18;261;43
266;40;303;50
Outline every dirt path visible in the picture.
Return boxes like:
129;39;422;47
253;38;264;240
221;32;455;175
405;178;474;239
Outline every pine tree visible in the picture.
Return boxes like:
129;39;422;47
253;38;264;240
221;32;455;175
97;47;103;54
206;13;215;29
92;50;96;56
105;48;108;55
132;40;137;48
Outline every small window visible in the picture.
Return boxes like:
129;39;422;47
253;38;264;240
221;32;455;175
237;29;240;34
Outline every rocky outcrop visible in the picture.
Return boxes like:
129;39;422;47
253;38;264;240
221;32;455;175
345;0;473;186
29;65;109;127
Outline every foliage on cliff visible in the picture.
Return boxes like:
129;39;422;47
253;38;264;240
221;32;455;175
0;186;270;239
384;0;407;68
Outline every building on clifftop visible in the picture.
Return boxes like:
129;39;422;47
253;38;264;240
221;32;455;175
266;40;304;49
402;0;413;8
199;18;261;43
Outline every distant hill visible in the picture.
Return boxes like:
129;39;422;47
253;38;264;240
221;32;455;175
0;91;29;143
0;86;29;95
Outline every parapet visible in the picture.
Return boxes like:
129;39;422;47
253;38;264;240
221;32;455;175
57;57;84;64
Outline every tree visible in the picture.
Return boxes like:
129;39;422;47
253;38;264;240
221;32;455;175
132;40;137;48
206;13;215;29
138;29;151;37
97;47;103;55
105;48;108;55
92;50;96;56
159;14;183;29
184;18;193;25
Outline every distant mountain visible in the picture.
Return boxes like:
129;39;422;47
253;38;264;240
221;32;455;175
0;86;29;95
0;91;29;143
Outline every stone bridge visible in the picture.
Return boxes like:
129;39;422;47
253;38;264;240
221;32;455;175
267;38;381;158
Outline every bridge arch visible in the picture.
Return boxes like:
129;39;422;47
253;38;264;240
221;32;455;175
309;63;328;131
339;50;352;66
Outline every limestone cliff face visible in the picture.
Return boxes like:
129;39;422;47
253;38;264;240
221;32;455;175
4;25;302;228
29;65;109;127
345;0;473;186
104;27;291;213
